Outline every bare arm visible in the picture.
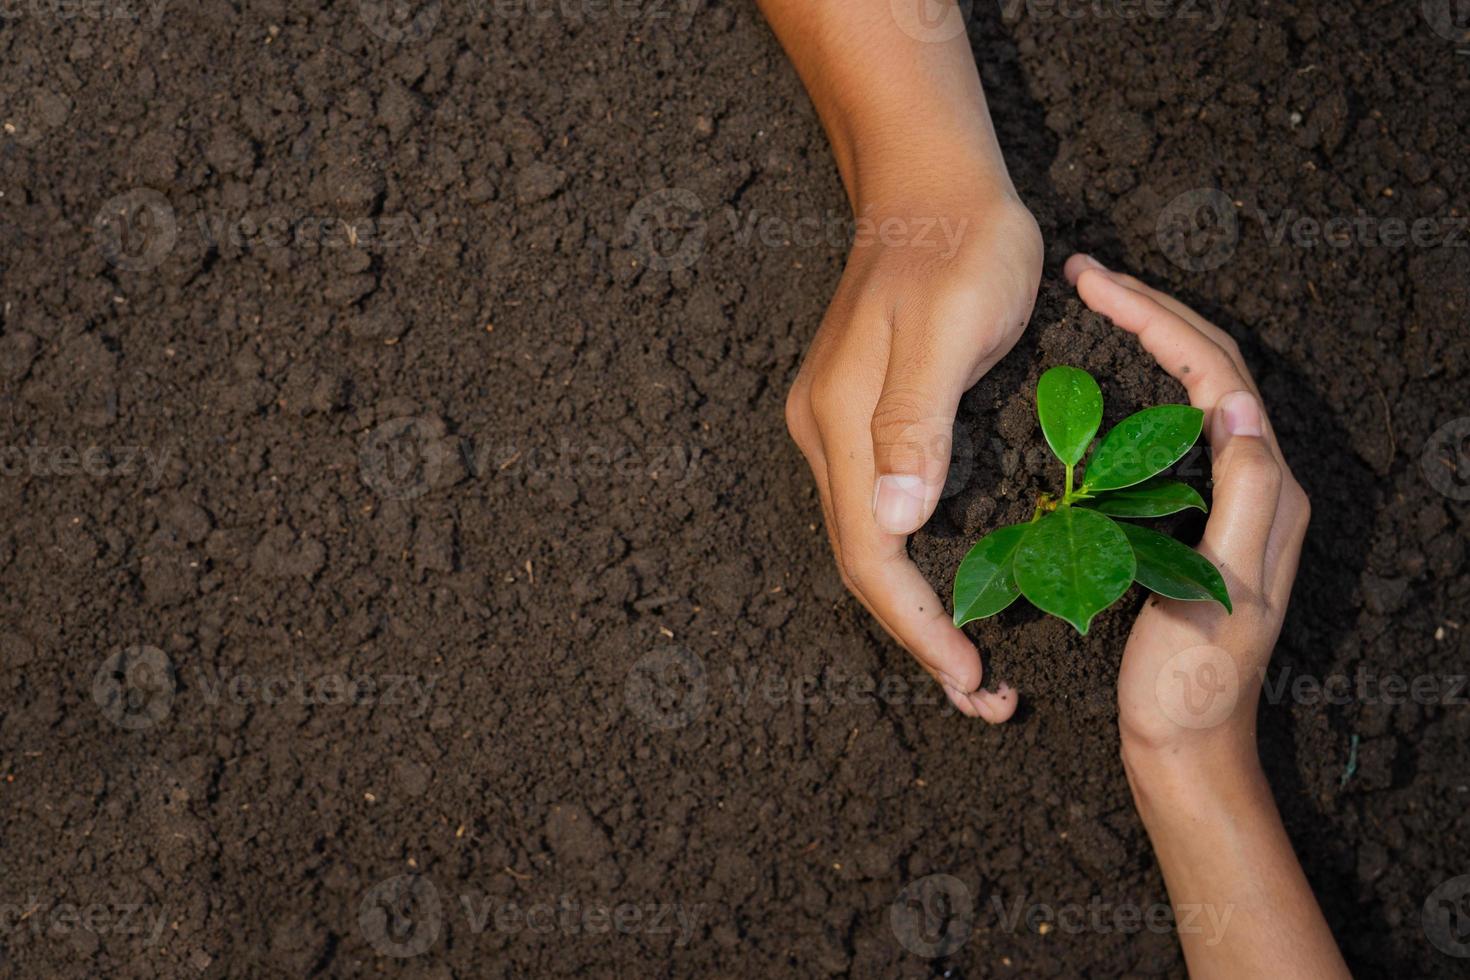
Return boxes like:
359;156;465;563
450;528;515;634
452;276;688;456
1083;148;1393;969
753;0;1015;207
761;0;1042;721
1126;748;1351;978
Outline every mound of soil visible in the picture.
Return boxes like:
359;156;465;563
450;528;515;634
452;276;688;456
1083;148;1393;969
912;278;1195;698
0;1;1465;978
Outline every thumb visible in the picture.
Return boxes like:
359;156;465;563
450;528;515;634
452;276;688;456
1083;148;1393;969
870;342;965;536
1201;390;1282;593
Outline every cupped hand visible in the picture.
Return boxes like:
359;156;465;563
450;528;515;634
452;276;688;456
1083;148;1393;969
1064;255;1311;756
785;192;1042;722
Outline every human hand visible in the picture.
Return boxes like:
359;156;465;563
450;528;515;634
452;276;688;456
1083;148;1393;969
785;191;1042;722
1066;255;1348;980
1064;255;1311;761
756;0;1041;719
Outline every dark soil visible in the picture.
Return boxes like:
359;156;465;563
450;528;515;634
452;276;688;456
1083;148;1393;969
1;1;1466;978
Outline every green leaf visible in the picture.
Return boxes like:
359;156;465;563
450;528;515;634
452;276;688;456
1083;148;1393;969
953;523;1028;626
1036;366;1103;467
1080;405;1204;493
1118;522;1232;612
1013;506;1135;634
1084;478;1207;518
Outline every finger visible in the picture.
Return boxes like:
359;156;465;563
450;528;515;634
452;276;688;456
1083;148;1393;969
785;382;844;562
1073;268;1289;459
1070;255;1267;412
1067;253;1227;342
1263;483;1311;610
810;407;1009;722
1075;267;1245;403
826;417;1017;723
868;311;965;536
869;286;1028;536
1067;255;1242;360
1198;391;1283;596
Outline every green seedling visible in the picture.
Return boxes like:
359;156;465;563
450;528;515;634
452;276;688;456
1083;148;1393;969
953;366;1230;634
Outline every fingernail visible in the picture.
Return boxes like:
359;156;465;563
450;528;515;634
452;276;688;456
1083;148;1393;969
944;684;979;717
873;474;927;534
1078;253;1108;273
1220;391;1262;437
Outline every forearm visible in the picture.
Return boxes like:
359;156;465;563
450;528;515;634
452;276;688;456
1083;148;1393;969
1122;741;1351;979
753;0;1016;209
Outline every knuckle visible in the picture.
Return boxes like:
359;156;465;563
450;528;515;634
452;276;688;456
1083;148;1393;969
1283;478;1311;525
837;553;868;592
783;384;812;440
994;201;1044;265
1242;448;1284;489
807;375;845;425
837;540;892;595
870;387;927;440
929;289;1025;362
1223;444;1283;497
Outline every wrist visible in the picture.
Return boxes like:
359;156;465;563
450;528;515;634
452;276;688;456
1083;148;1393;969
1121;732;1266;828
845;136;1018;217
